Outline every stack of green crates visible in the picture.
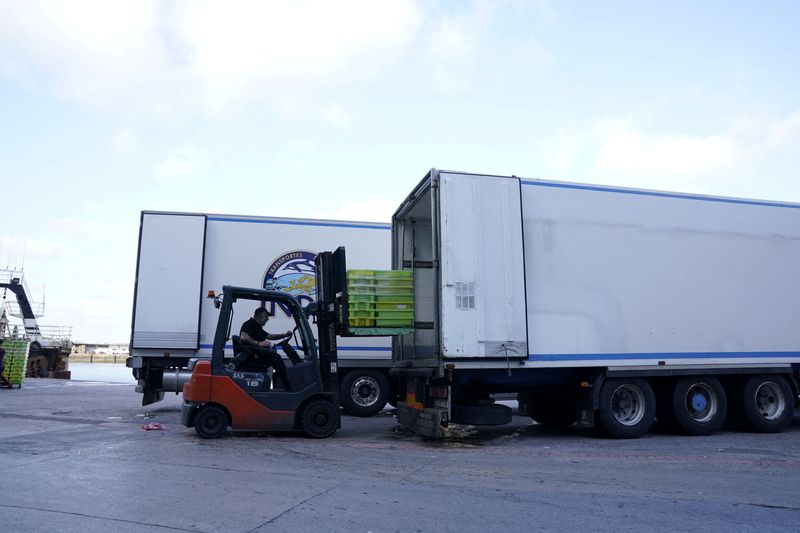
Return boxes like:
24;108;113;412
347;270;414;331
2;338;30;387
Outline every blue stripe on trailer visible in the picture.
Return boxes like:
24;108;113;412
206;216;391;230
520;180;800;210
199;343;391;351
529;351;800;362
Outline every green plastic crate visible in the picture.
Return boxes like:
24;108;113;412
376;302;412;310
376;310;413;319
374;270;412;279
348;301;376;311
349;318;375;327
376;318;414;327
349;310;377;319
348;294;376;303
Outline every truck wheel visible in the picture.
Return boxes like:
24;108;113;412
672;377;727;436
340;370;389;417
738;375;794;433
194;405;228;439
451;402;512;426
597;378;655;439
301;400;339;438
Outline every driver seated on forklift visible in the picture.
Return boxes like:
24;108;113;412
226;307;295;390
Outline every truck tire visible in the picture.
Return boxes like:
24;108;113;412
340;370;389;417
597;378;655;439
737;375;794;433
194;405;228;439
301;400;339;438
671;377;727;436
451;402;512;426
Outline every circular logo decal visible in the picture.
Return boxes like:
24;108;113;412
263;250;317;315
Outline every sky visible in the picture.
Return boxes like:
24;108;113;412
1;0;799;343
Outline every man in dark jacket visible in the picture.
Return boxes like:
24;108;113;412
228;308;294;390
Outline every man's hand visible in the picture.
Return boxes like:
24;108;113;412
284;330;292;338
258;340;271;348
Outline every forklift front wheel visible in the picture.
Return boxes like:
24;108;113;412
194;405;228;439
300;400;339;438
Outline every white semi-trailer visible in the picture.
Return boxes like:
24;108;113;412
128;211;394;415
390;169;800;438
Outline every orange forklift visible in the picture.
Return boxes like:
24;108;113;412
181;248;347;438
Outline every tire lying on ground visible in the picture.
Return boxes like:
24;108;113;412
339;370;390;417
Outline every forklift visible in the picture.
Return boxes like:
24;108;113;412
181;248;347;438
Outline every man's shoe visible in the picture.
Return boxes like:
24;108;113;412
224;363;236;372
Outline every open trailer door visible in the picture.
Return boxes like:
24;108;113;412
132;213;207;350
437;172;528;359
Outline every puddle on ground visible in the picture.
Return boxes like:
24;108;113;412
381;422;532;448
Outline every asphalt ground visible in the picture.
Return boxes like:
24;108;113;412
1;378;799;532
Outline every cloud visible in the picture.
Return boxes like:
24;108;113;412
538;108;800;198
0;1;423;115
320;104;359;130
593;119;738;181
0;0;169;109
181;0;423;110
314;199;396;223
152;145;211;184
0;236;62;265
107;127;140;156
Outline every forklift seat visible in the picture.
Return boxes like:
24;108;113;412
229;335;272;386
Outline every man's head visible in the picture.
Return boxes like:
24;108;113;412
253;307;270;326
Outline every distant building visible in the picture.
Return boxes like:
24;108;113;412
71;343;129;356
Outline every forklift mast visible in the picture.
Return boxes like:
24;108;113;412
314;246;347;399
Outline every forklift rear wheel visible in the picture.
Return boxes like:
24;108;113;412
301;400;339;438
194;405;228;439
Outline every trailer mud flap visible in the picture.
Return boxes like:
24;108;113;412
397;402;444;439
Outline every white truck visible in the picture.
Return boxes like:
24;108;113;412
128;211;394;416
389;169;800;438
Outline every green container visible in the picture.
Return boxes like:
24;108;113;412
349;310;377;318
348;294;376;303
348;301;376;311
349;318;375;327
373;287;412;296
376;310;414;319
376;318;413;327
348;285;376;294
375;302;412;310
347;269;376;278
376;294;414;303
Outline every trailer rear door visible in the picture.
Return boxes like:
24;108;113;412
132;213;206;350
438;172;528;358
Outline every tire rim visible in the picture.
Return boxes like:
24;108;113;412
202;413;223;433
351;376;379;407
313;411;329;427
611;384;645;426
755;381;785;421
684;383;717;423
